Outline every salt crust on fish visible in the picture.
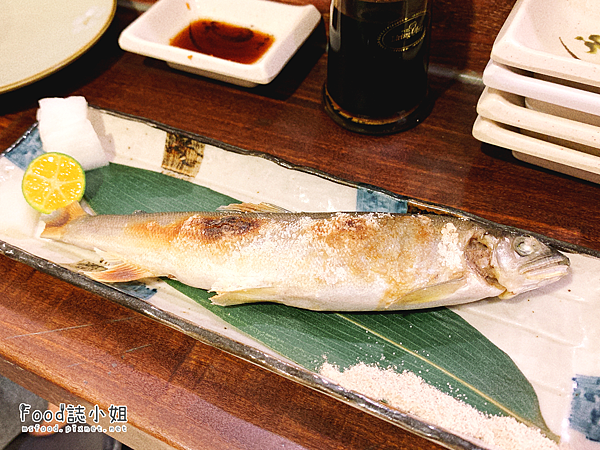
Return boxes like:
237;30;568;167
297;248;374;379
39;202;570;311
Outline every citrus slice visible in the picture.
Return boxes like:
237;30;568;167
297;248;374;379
22;152;85;214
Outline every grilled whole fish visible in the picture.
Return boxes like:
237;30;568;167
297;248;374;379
40;202;570;311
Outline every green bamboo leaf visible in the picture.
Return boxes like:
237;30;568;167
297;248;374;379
167;284;548;430
85;163;552;435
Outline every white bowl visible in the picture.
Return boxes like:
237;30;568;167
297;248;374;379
118;0;321;87
490;0;600;89
482;61;600;118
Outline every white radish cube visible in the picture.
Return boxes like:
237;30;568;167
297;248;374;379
37;96;89;130
0;158;40;238
37;96;110;171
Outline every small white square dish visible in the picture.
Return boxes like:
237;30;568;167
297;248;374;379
476;87;600;151
482;61;600;118
118;0;321;87
472;115;600;184
525;97;600;128
490;0;600;89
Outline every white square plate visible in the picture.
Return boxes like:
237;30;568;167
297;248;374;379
477;87;600;151
525;97;600;128
472;115;600;184
482;60;600;118
490;0;600;89
118;0;321;87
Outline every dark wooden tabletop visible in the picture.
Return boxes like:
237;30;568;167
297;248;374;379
1;1;599;449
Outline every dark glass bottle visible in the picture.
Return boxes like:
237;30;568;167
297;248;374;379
323;0;432;135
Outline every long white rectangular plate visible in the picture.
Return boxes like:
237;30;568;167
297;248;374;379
3;107;600;448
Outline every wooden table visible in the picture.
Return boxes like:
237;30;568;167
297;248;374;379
1;1;599;449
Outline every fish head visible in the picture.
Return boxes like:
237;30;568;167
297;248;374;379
489;234;570;299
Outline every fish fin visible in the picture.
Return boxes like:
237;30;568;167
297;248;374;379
210;287;279;306
41;202;90;240
209;277;278;306
388;277;469;308
498;290;515;299
217;202;291;213
84;262;156;283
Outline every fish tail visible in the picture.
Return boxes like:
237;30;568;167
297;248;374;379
41;202;89;240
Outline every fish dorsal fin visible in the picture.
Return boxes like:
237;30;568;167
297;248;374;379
387;277;469;309
85;262;156;283
217;202;291;213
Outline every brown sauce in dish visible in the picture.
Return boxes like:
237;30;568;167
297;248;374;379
170;20;274;64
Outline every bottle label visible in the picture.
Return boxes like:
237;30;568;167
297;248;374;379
378;11;428;52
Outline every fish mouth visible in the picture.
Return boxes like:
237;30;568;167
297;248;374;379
519;251;571;282
496;236;571;298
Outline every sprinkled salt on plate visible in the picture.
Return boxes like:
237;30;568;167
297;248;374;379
320;362;559;450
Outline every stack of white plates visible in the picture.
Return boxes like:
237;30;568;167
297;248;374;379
472;0;600;183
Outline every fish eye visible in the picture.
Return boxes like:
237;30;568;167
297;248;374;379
514;237;536;256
